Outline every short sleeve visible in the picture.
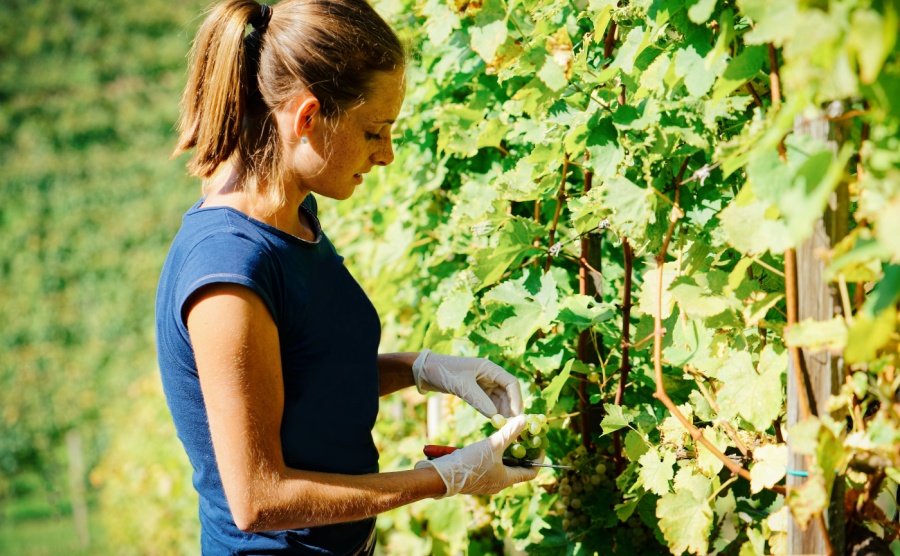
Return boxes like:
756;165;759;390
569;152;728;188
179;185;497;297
174;231;281;327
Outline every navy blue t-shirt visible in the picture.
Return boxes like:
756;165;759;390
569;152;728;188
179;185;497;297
155;195;381;555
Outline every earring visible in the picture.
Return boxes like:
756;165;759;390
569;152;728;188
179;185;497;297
300;136;309;145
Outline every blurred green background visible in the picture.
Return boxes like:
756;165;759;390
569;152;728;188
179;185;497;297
0;0;443;552
1;0;281;552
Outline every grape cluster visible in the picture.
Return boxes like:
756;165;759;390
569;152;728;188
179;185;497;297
490;413;548;461
556;445;612;533
554;446;661;552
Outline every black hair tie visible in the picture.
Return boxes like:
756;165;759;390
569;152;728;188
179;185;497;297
251;4;273;31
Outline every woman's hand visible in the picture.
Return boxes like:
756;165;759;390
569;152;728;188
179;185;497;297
412;349;523;418
414;416;537;497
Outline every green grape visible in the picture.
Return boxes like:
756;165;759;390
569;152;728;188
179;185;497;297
529;420;542;435
490;414;507;428
590;474;601;485
525;447;542;460
595;462;607;475
588;371;600;383
510;443;526;459
571;498;582;509
530;436;542;448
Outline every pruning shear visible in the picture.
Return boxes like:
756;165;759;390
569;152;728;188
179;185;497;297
423;445;573;470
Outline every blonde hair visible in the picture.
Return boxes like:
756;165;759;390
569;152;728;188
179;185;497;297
173;0;405;203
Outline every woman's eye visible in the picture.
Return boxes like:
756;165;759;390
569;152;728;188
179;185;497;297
365;132;383;141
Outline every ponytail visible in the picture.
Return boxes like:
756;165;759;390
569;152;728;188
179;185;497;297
173;0;268;178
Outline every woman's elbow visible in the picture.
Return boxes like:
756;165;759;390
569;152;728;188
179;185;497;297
231;502;266;533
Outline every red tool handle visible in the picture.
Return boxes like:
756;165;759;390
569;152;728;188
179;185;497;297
423;444;459;459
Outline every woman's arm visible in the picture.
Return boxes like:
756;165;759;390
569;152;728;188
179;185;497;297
377;352;418;396
187;283;445;533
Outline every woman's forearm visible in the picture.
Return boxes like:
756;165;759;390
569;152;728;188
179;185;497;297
377;352;419;396
236;465;446;532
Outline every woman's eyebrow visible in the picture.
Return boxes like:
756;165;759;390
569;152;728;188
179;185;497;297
372;118;396;124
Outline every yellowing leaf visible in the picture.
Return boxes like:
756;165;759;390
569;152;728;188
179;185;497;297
637;266;677;319
784;317;848;353
716;348;785;431
749;443;787;493
657;490;713;555
850;7;898;84
470;19;507;63
639;447;676;496
845;305;896;364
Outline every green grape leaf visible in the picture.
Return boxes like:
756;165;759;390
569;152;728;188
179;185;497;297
541;358;574;411
663;317;719;373
600;175;657;246
750;443;787;494
719;185;794;255
737;0;802;46
713;45;766;100
435;289;475;331
669;273;738;318
422;0;461;44
657;489;713;556
471;217;543;289
743;292;784;326
674;45;718;97
716;348;785;431
639;447;676;496
537;55;568;91
624;430;650;462
557;295;615;329
584;127;625;181
850;8;898;84
609;26;646;75
688;0;717;24
481;270;559;352
601;403;634;435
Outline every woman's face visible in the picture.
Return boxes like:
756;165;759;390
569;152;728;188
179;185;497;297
293;69;405;201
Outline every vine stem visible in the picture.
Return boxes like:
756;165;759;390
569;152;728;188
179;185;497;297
784;248;815;421
688;370;751;459
768;43;787;161
578;167;594;451
545;155;570;272
651;158;786;495
603;21;617;65
613;238;634;472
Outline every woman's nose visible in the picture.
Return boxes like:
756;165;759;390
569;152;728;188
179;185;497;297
372;139;395;167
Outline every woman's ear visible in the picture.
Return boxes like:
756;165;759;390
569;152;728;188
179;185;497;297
291;96;320;140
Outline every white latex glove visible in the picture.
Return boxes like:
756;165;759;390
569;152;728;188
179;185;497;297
415;415;538;497
412;349;523;418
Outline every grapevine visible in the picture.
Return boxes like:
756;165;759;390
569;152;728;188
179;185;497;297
334;0;900;553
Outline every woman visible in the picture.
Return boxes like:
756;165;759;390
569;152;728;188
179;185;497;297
154;0;538;554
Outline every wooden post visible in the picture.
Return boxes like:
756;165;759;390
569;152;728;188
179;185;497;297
66;429;90;547
786;102;848;556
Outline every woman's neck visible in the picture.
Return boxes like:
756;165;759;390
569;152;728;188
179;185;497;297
203;164;314;241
